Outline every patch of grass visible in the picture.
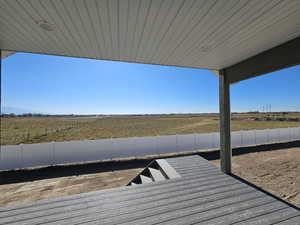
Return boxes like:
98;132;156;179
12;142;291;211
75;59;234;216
1;113;299;145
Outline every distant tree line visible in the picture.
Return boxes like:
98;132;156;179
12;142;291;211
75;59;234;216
0;113;96;118
1;111;299;118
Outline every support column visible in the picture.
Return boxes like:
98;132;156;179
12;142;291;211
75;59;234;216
219;69;232;174
0;50;2;161
0;50;1;114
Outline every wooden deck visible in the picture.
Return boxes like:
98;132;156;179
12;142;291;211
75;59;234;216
0;155;299;225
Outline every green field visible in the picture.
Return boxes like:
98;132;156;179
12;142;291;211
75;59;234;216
1;113;299;145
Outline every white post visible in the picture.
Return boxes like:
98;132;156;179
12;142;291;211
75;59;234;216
219;70;232;174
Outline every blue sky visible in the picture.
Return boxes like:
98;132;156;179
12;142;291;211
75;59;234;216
1;53;299;114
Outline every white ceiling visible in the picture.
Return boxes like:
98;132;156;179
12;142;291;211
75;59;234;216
1;0;300;70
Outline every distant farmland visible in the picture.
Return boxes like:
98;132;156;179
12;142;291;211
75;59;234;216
1;113;299;145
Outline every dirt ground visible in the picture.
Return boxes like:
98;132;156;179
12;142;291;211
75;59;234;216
212;146;300;208
0;142;299;208
0;161;144;206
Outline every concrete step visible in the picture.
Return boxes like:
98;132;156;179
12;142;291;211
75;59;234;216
148;168;166;182
140;175;153;184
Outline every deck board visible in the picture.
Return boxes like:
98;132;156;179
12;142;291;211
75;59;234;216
0;155;299;225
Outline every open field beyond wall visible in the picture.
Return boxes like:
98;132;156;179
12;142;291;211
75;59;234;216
1;113;300;145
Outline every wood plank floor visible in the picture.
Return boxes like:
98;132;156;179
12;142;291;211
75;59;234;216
0;155;299;225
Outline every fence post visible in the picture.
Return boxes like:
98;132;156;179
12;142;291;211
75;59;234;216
20;144;24;169
240;131;243;146
155;136;159;155
175;134;178;152
111;138;115;160
213;133;217;149
52;141;55;166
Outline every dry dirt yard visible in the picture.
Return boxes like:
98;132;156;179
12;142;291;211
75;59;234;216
0;161;144;206
0;145;299;208
212;146;300;208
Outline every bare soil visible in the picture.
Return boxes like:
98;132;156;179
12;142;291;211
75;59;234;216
0;161;144;206
212;146;300;208
0;142;299;208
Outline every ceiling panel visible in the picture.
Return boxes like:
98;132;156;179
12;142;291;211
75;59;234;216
0;0;300;70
